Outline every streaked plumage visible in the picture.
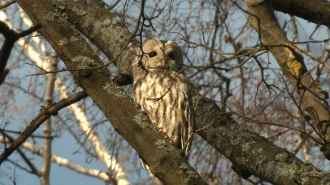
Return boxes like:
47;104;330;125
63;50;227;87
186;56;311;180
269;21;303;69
132;39;193;184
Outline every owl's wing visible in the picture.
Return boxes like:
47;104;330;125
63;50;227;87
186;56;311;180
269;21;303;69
179;90;193;157
140;72;193;156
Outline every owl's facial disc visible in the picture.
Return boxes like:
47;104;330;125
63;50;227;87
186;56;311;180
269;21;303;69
140;39;183;71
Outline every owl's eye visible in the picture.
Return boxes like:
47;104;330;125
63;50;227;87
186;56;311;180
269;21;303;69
148;52;157;57
168;52;175;60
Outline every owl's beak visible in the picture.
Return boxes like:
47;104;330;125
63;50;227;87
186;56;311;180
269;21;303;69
160;58;170;69
161;58;167;67
151;58;168;69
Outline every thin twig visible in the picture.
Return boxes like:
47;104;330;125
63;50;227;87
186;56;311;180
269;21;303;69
0;91;88;164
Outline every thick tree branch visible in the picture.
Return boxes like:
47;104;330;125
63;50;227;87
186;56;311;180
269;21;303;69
16;0;330;184
194;96;330;185
16;1;207;184
246;0;330;160
271;0;330;28
56;0;138;81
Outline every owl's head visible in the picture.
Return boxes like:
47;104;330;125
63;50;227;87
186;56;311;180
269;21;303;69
137;39;183;72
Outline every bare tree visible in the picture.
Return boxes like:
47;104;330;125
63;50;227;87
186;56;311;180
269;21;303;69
0;0;330;184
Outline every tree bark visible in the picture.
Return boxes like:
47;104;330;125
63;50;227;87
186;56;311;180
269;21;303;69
246;0;330;159
16;1;207;184
16;0;330;184
271;0;330;28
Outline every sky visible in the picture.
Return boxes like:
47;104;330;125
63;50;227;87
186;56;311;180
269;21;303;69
0;1;330;185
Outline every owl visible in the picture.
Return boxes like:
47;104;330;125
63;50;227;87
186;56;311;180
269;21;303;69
132;38;193;183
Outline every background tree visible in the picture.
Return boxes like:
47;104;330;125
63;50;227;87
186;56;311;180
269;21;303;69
0;0;330;184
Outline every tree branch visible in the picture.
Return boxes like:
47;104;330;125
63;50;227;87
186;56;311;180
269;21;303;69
40;53;57;185
16;1;207;184
0;0;16;9
0;91;88;164
246;0;330;160
16;0;330;184
0;136;115;183
271;0;330;28
0;21;41;85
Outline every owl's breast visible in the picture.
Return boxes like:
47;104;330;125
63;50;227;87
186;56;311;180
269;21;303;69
141;71;183;100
